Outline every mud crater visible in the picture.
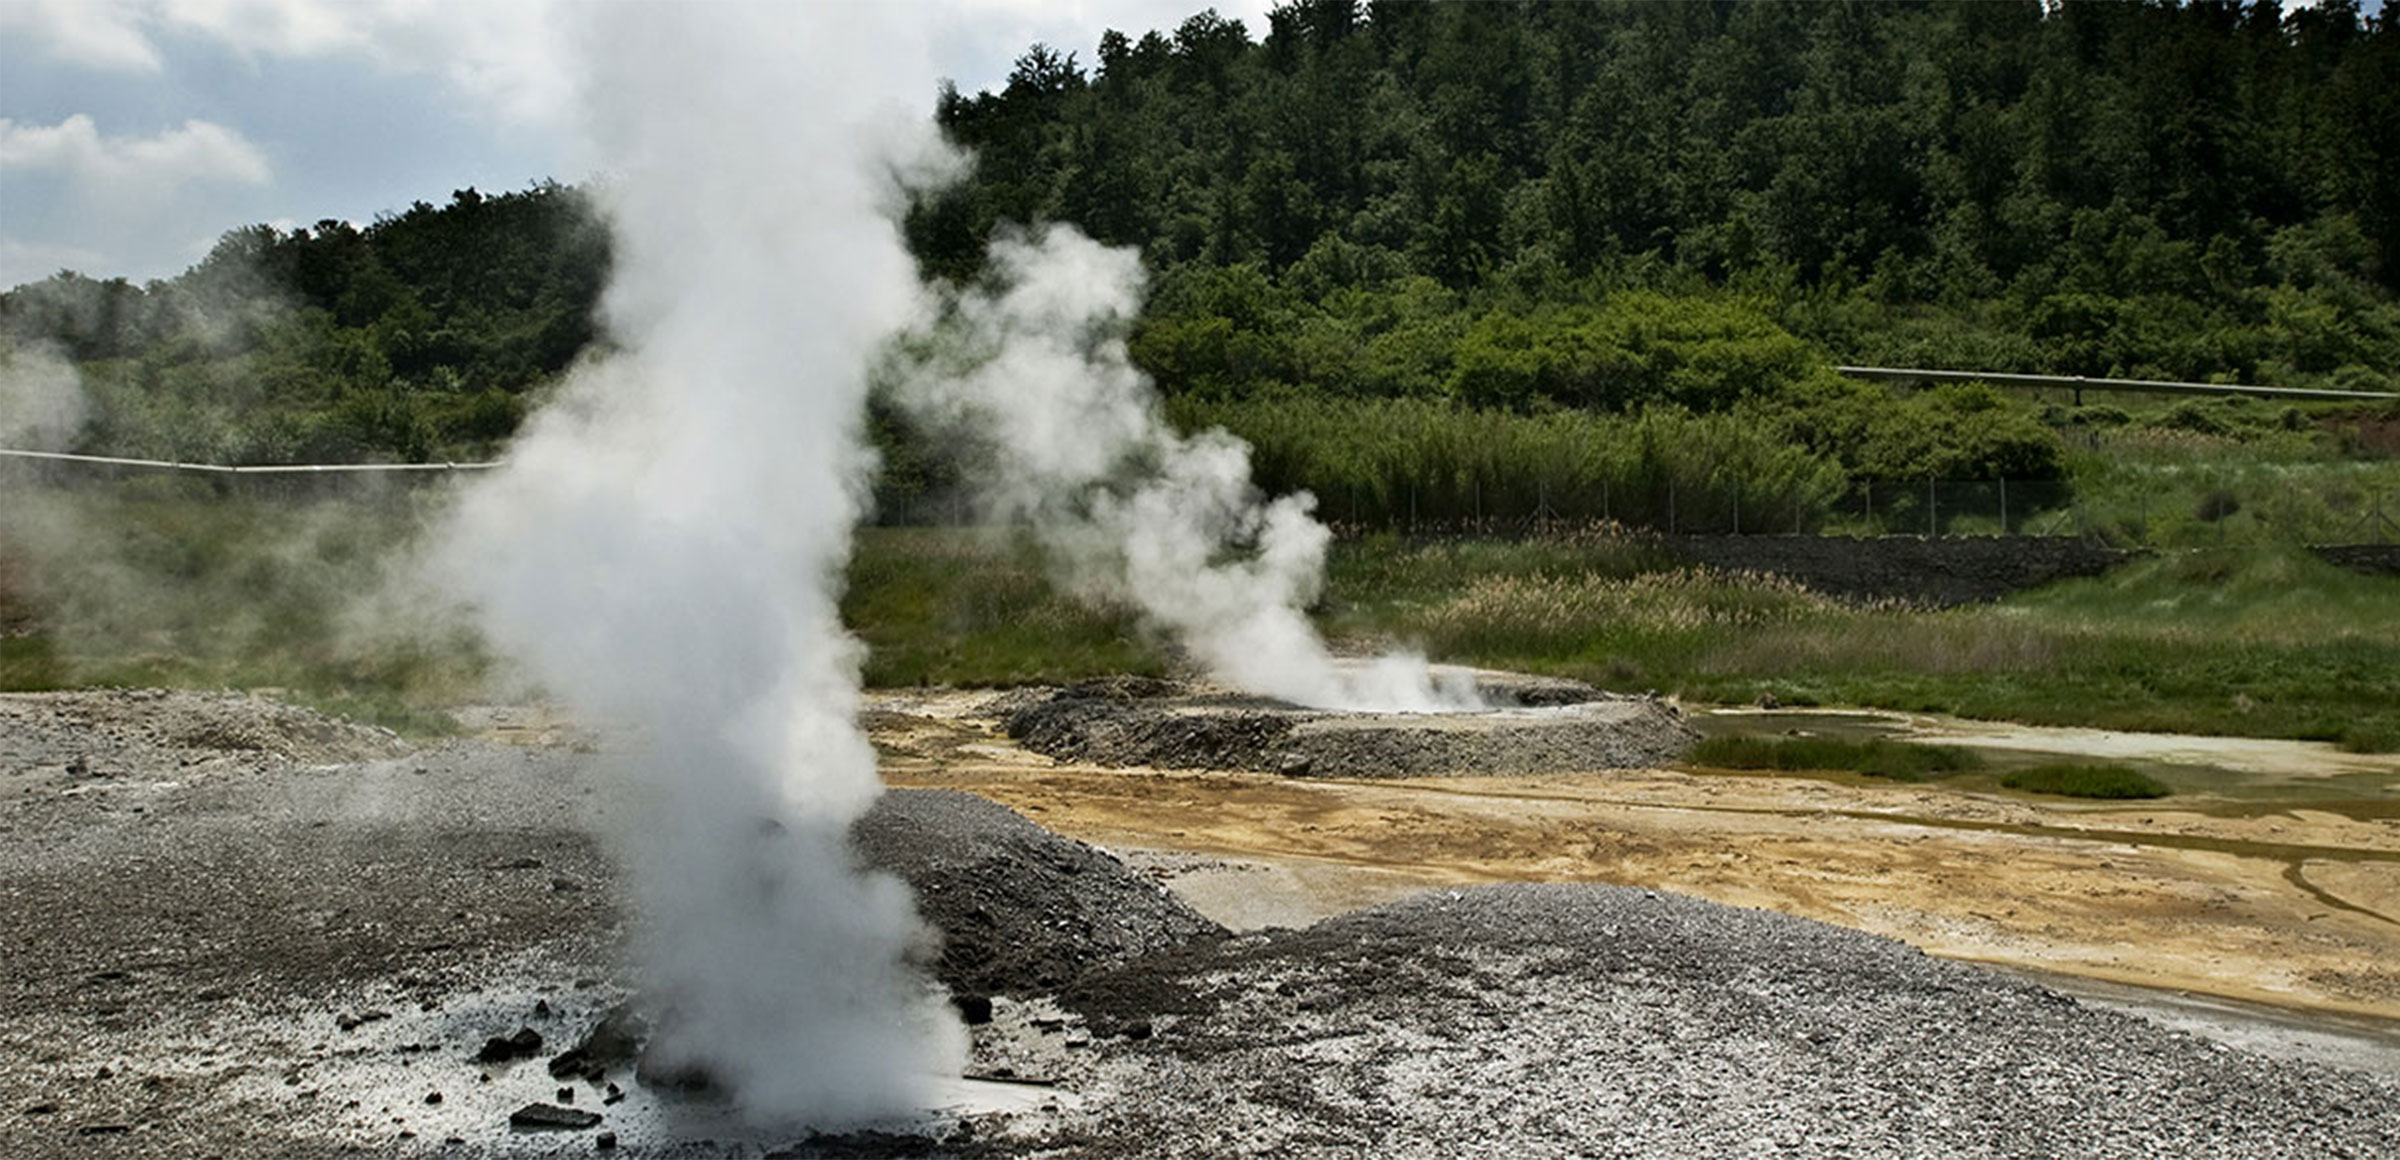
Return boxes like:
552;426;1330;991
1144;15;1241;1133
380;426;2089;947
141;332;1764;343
992;673;1697;778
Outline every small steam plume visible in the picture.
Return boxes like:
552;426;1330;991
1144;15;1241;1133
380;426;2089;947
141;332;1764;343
888;227;1482;713
0;343;87;451
429;2;961;1126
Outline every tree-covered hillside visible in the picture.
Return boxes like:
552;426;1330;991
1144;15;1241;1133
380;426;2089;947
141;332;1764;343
1;183;605;464
3;0;2396;491
920;0;2400;399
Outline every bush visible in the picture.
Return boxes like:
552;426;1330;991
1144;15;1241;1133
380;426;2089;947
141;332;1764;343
1688;735;1981;782
1165;394;1849;530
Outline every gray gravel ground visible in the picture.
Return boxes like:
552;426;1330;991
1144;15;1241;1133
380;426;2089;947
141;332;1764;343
1033;886;2400;1158
1;691;2394;1158
851;788;1226;1000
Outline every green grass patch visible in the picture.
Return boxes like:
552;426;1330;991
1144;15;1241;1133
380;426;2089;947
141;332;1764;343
12;482;2400;756
1687;735;1982;782
844;528;1165;687
1332;539;2400;748
2337;722;2400;755
1999;763;2170;799
0;632;67;691
0;480;484;735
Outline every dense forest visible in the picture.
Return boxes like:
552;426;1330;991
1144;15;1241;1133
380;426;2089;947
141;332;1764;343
4;1;2397;527
0;183;607;464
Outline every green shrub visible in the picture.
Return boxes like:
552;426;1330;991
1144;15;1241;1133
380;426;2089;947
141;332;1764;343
1999;763;2170;799
1687;735;1981;782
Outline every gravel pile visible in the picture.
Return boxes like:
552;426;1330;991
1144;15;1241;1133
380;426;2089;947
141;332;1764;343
0;688;409;776
1036;884;2400;1158
998;679;1695;777
853;788;1225;998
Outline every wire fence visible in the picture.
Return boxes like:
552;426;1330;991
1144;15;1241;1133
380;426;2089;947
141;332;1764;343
10;446;2399;546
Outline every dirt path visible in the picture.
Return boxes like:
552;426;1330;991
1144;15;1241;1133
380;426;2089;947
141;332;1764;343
867;691;2400;1025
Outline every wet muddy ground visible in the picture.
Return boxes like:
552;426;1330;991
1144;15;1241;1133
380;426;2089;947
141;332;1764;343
873;690;2400;1027
2;688;2396;1156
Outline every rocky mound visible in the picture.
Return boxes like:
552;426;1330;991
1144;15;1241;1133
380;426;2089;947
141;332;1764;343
1043;884;2400;1157
0;688;410;778
998;679;1696;778
853;788;1225;998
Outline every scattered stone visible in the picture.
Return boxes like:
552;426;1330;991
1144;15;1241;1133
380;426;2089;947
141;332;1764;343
634;1049;723;1098
533;999;552;1019
476;1027;543;1064
65;757;88;778
509;1102;601;1131
549;1006;647;1081
491;856;544;871
75;1124;131;1136
595;1131;618;1151
335;1009;389;1032
23;1102;58;1115
423;1092;442;1106
550;876;583;893
557;1086;575;1104
602;1083;624;1106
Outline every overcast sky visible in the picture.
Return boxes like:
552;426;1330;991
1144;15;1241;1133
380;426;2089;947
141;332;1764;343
0;0;1275;290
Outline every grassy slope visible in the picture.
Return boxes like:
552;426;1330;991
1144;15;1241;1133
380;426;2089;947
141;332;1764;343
0;483;479;734
7;490;2393;751
1336;539;2400;751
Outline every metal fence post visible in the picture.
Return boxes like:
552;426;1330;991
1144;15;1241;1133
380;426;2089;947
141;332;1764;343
1927;478;1937;537
1999;478;2008;536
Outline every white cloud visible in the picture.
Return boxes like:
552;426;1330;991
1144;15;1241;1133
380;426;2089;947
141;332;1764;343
158;0;370;58
0;237;112;290
0;115;272;188
0;0;163;72
0;116;273;285
3;0;574;126
934;0;1278;94
155;0;574;127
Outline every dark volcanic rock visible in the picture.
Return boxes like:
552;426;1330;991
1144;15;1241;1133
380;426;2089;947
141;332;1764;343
475;1027;543;1064
853;789;1225;999
549;1005;647;1080
633;1049;724;1098
508;1102;601;1131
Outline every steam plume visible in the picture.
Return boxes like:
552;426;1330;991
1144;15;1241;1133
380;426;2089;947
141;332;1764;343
430;2;962;1125
0;344;87;451
890;227;1482;712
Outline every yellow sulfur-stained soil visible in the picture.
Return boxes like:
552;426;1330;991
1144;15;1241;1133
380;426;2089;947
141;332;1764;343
866;691;2400;1023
